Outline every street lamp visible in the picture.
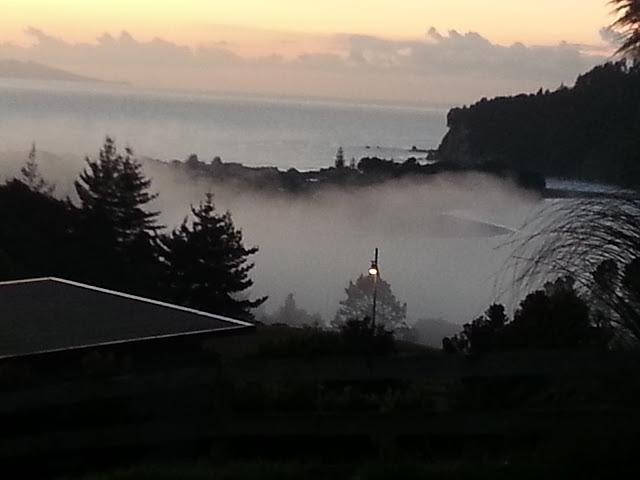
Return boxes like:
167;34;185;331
368;248;379;329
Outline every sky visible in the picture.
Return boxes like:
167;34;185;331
0;0;620;103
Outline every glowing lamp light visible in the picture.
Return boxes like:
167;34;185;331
368;248;380;328
368;264;378;276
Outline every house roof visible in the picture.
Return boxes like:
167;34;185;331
0;277;254;359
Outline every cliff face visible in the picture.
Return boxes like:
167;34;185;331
436;61;640;187
437;115;472;167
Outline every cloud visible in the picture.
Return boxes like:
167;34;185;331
294;52;347;70
338;28;605;83
0;26;610;102
195;45;242;66
599;26;623;47
3;27;195;67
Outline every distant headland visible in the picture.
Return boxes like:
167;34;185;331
436;61;640;190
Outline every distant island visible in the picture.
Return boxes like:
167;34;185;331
0;59;107;83
437;61;640;189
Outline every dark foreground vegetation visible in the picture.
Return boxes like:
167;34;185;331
2;328;640;479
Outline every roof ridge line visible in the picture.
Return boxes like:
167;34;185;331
0;276;54;287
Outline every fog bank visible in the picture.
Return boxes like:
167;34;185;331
0;149;542;326
143;160;541;325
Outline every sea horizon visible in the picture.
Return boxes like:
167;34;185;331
0;79;450;170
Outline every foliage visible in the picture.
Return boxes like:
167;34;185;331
438;61;640;187
20;143;54;195
334;146;345;168
442;304;507;354
252;325;344;358
444;278;608;354
334;274;407;330
260;293;323;327
511;194;640;345
75;137;160;250
161;193;266;319
73;137;162;294
0;179;78;278
504;277;603;350
609;0;640;62
338;316;395;355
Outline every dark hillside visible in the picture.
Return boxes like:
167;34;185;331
437;61;640;187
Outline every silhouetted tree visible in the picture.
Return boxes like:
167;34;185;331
444;278;608;353
162;193;266;320
73;137;161;294
502;277;599;350
0;180;77;278
261;293;322;327
334;146;345;169
443;304;508;355
609;0;640;62
333;274;407;330
75;137;160;251
20;143;54;195
511;194;640;345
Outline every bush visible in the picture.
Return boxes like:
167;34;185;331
339;317;395;355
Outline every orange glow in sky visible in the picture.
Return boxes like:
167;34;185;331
2;0;613;53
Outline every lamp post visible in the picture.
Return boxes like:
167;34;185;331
368;248;379;329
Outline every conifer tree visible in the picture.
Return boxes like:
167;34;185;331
20;143;54;195
73;137;161;294
75;137;159;250
334;146;345;168
162;193;266;320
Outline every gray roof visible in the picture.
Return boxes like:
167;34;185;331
0;277;253;359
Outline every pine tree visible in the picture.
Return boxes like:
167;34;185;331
334;146;345;168
162;193;266;320
20;143;54;195
73;137;161;295
75;137;159;250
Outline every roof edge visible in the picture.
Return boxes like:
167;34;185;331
0;277;52;287
0;276;255;329
0;323;253;360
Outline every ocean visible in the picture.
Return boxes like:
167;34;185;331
0;80;450;170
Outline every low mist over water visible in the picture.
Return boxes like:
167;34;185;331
146;166;540;325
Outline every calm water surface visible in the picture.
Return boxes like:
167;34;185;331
0;80;450;169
